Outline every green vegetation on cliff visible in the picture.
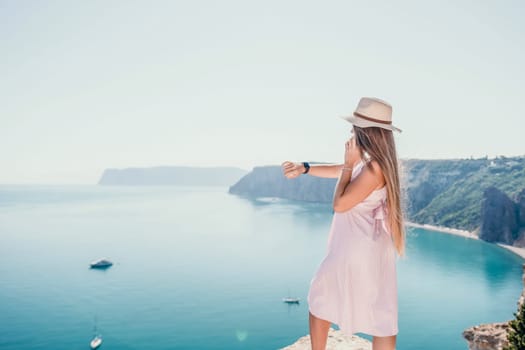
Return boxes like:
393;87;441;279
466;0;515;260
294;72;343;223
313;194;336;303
408;157;525;231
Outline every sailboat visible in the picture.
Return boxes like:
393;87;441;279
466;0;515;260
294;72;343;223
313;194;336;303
90;317;103;349
282;296;300;304
90;335;102;349
282;288;300;304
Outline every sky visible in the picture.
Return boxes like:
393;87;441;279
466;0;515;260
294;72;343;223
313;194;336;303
1;0;524;184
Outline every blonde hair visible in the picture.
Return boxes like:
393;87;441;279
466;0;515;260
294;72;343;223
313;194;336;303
353;125;407;258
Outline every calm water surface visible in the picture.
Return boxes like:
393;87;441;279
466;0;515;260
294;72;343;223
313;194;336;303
0;185;522;350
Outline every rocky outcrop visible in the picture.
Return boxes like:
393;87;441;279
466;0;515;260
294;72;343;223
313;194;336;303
279;327;371;350
479;187;520;244
228;164;337;202
462;262;525;350
517;190;525;247
462;323;510;350
518;189;525;225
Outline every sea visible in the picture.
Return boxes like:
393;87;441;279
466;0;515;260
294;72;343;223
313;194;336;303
0;185;522;350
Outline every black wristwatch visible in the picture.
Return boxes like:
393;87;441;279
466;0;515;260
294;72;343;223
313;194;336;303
302;162;310;174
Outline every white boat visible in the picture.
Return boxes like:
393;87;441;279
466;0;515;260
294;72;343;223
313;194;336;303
283;288;300;304
90;317;103;349
90;335;102;349
283;297;300;304
90;258;113;269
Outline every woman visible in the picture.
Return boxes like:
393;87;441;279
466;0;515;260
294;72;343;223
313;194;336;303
281;97;406;350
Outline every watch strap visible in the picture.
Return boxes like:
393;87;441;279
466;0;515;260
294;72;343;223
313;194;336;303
302;162;310;174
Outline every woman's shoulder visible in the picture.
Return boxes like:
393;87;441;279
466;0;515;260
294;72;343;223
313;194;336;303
363;159;386;187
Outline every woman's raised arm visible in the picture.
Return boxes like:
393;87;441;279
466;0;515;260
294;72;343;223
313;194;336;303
281;161;343;179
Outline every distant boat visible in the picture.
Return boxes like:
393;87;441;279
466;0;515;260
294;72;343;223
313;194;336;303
90;335;102;349
90;316;103;349
90;258;113;269
282;297;300;304
283;288;300;304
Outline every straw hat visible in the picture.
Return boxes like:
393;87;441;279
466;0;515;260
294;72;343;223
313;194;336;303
340;97;402;133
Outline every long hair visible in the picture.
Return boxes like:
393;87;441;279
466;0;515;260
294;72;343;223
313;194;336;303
353;125;406;258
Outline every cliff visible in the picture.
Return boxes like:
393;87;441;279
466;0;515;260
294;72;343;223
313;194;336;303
228;156;525;247
462;262;525;350
98;166;247;186
229;164;336;202
279;327;371;350
480;187;524;245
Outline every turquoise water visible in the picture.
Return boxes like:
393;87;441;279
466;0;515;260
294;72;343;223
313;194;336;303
0;185;522;350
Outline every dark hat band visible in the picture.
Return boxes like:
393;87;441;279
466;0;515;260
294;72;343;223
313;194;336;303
354;111;392;125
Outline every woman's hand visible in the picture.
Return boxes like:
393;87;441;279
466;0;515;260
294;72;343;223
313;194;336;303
344;137;361;167
281;161;304;179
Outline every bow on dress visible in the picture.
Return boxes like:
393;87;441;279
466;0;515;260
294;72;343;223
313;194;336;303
371;199;389;241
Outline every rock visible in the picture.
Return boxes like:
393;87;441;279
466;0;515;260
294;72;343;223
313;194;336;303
279;327;371;350
517;188;525;227
462;322;510;350
513;230;525;248
479;187;519;244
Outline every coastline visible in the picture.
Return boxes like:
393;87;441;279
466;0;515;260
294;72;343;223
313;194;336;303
495;243;525;260
405;221;479;240
406;221;525;260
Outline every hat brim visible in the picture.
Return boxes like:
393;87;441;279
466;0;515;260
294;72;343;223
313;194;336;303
339;115;402;133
